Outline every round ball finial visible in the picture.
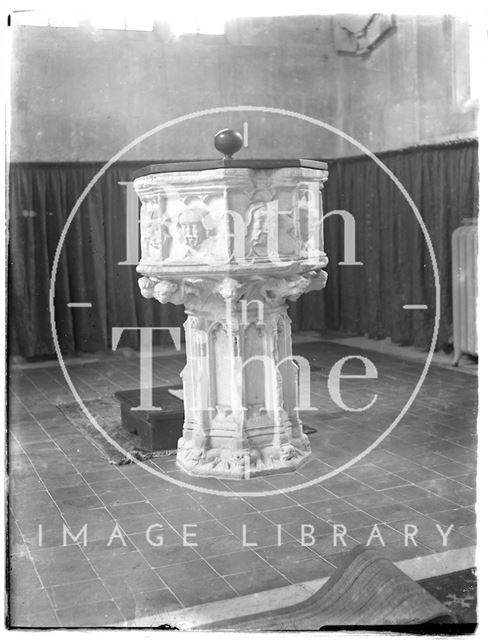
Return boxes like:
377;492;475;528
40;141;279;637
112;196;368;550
214;129;243;159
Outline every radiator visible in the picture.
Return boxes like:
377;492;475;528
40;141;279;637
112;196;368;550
452;219;478;365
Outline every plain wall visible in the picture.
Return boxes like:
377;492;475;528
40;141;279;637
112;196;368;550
10;14;477;162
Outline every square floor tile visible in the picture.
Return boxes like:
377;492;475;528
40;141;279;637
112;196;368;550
316;488;370;511
243;493;297;511
184;519;230;541
10;608;59;628
362;473;409;491
9;586;53;618
31;545;98;587
278;556;336;583
430;461;475;478
318;475;372;498
197;498;256;518
417;476;469;496
46;578;111;610
225;566;290;596
115;588;181;620
137;539;200;568
56;600;123;627
95;487;145;508
116;513;167;536
194;534;244;558
264;473;308;489
256;541;319;569
58;493;105;511
307;531;359;556
206;549;272;577
102;568;166;599
218;509;274;536
152;494;200;512
338;492;396;510
261;505;315;526
161;505;216;527
84;534;136;555
404;495;459;515
288;484;333;504
456;524;476;542
394;466;446;483
283;516;333;542
162;575;236;608
156;558;224;588
378;542;434;562
379;485;433;502
130;527;181;551
61;508;119;540
454;473;476;489
364;503;424;525
346;462;388;486
324;509;379;529
91;549;150;577
109;502;159;520
8;554;43;593
429;507;477;528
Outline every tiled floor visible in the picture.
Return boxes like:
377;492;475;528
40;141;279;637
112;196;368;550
8;338;477;627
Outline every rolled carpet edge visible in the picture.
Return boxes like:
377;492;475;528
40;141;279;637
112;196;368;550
196;545;456;631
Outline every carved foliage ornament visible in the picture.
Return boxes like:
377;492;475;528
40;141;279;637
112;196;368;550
137;270;327;308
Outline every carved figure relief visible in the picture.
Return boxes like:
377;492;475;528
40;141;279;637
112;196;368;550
245;203;299;260
296;189;321;257
277;211;298;255
140;202;161;261
245;203;270;258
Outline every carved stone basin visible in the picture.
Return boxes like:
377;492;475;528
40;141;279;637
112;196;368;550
133;130;328;479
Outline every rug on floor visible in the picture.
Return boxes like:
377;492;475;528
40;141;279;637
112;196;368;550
419;567;477;624
57;387;317;466
56;395;177;464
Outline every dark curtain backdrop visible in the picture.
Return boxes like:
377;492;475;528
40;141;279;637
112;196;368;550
8;139;478;358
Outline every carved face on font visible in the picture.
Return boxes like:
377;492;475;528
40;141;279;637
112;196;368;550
177;207;208;249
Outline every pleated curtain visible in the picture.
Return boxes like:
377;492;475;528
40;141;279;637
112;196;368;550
8;139;478;358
